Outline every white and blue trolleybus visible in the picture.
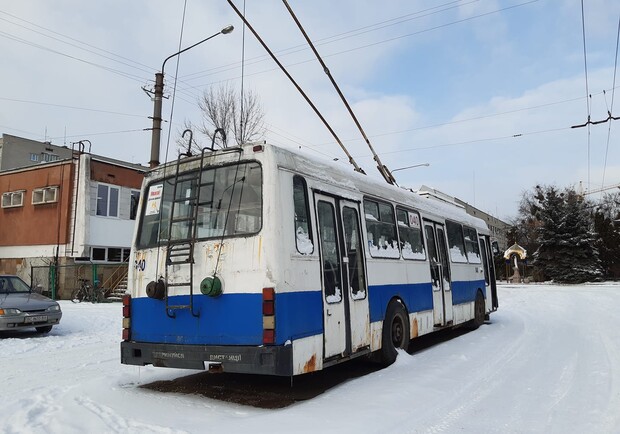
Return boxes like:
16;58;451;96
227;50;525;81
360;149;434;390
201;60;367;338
121;142;498;375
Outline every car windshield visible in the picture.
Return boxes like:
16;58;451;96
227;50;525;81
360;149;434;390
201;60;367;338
0;276;31;293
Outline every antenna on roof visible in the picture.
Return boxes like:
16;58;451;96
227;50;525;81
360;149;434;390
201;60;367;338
281;0;397;186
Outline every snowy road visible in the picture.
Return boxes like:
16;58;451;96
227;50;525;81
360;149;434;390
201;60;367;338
1;284;619;434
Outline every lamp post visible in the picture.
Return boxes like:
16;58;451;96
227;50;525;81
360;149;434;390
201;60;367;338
391;163;430;173
149;25;234;168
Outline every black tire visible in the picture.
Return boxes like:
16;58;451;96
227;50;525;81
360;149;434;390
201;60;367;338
380;299;410;366
36;325;53;333
71;288;85;303
472;290;485;329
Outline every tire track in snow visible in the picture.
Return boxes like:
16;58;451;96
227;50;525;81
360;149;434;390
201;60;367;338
73;396;186;434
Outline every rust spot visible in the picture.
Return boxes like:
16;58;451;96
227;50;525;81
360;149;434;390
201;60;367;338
411;317;419;338
303;354;317;373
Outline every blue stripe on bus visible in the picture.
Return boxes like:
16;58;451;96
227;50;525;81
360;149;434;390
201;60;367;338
451;280;486;305
131;291;324;346
130;280;486;345
368;282;434;323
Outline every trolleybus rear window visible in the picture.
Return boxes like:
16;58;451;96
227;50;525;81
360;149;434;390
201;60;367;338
137;162;262;248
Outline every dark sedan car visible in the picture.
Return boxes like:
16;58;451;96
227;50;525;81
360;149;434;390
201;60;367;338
0;275;62;333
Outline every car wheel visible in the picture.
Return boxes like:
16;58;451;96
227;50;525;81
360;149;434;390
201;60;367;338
36;325;53;333
380;299;410;366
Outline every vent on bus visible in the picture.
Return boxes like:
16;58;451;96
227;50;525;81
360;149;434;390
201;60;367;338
262;287;275;345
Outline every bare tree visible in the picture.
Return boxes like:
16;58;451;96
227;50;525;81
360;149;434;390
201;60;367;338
179;83;265;154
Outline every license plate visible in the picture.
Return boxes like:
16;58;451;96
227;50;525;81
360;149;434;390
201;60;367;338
25;315;48;323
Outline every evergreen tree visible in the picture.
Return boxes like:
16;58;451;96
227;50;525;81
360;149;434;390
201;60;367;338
593;208;620;278
532;185;602;283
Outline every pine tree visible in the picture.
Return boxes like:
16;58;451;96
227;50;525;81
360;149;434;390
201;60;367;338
593;209;620;278
532;185;602;283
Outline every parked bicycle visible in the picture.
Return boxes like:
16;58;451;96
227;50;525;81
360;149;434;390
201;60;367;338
71;278;105;303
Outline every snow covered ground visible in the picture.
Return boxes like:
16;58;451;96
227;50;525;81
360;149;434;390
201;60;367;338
2;283;620;434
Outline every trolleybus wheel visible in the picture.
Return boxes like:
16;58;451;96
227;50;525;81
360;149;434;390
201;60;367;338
380;299;410;366
472;290;485;329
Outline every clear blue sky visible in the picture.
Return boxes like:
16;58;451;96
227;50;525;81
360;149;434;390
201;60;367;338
1;0;619;220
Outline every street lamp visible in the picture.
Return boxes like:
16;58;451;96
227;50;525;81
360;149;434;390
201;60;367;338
149;25;234;168
391;163;430;173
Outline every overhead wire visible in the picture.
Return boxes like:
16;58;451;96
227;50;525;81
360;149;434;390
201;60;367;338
601;15;620;189
0;30;148;83
163;0;189;165
281;0;396;185
180;0;478;82
0;9;156;73
580;0;592;189
0;97;145;118
176;1;538;94
226;0;366;175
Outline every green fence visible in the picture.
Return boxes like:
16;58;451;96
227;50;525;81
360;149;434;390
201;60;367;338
30;262;128;300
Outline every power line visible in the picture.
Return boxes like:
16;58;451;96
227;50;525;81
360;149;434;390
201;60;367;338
282;0;396;185
352;126;569;159
175;1;538;94
47;128;145;140
180;0;478;82
0;30;149;83
0;97;144;118
580;0;592;189
0;9;156;74
602;15;620;189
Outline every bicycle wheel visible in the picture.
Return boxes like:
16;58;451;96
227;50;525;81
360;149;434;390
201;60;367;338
71;287;85;303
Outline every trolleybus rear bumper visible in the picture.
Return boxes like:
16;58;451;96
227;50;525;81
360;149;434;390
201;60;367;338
121;341;293;376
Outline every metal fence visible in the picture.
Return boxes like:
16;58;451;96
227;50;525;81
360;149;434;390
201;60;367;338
31;262;128;300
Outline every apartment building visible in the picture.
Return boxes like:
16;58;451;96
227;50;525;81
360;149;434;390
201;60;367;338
0;146;146;298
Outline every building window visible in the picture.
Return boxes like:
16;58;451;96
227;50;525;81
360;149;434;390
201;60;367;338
97;184;119;217
32;186;59;205
130;190;140;220
91;247;131;262
41;153;60;162
1;190;25;208
92;248;106;261
30;153;39;162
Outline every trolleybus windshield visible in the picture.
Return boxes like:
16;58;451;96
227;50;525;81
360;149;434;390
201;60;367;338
137;161;262;248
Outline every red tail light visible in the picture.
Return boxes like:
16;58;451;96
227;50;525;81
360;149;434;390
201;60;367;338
122;295;131;318
263;329;275;344
262;287;275;345
122;295;131;341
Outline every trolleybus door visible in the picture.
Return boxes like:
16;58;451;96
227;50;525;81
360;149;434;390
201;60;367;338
424;222;453;326
339;201;370;354
479;236;499;310
315;194;370;360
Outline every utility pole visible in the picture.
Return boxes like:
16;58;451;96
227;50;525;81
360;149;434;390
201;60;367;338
148;25;234;169
149;72;164;168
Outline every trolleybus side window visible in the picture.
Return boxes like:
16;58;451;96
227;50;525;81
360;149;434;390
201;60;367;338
317;201;342;303
343;206;367;300
445;220;468;263
137;162;262;248
293;176;313;254
364;199;399;258
463;226;481;264
396;207;425;260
